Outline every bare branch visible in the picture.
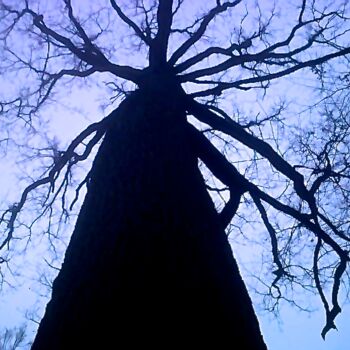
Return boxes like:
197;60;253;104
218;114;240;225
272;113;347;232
252;194;292;287
169;0;243;65
187;122;248;192
218;192;241;229
186;98;309;200
0;114;112;252
23;5;142;82
186;99;350;261
175;39;254;74
189;46;350;97
110;0;151;45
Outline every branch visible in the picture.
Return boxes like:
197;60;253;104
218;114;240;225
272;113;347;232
64;0;100;51
179;33;319;80
252;193;292;287
185;103;348;259
187;123;248;190
169;0;242;65
175;2;336;77
175;39;253;74
218;192;241;229
189;47;350;97
0;115;112;252
186;98;309;200
36;67;98;114
110;0;151;45
24;6;141;82
313;238;335;339
187;122;246;228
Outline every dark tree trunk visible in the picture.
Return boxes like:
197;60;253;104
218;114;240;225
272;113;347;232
32;87;267;349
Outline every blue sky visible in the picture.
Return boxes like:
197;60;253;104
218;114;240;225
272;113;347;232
261;305;350;350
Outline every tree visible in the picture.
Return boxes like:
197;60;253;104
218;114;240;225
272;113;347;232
0;0;349;348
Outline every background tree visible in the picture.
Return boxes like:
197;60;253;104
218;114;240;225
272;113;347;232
0;0;350;348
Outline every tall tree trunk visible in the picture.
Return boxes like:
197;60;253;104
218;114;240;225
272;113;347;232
32;87;267;349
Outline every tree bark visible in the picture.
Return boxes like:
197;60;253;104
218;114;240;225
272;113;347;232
32;87;267;349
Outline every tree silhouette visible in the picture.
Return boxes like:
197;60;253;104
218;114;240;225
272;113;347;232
0;1;349;348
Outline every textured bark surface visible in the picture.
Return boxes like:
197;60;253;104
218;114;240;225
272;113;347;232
32;88;267;349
